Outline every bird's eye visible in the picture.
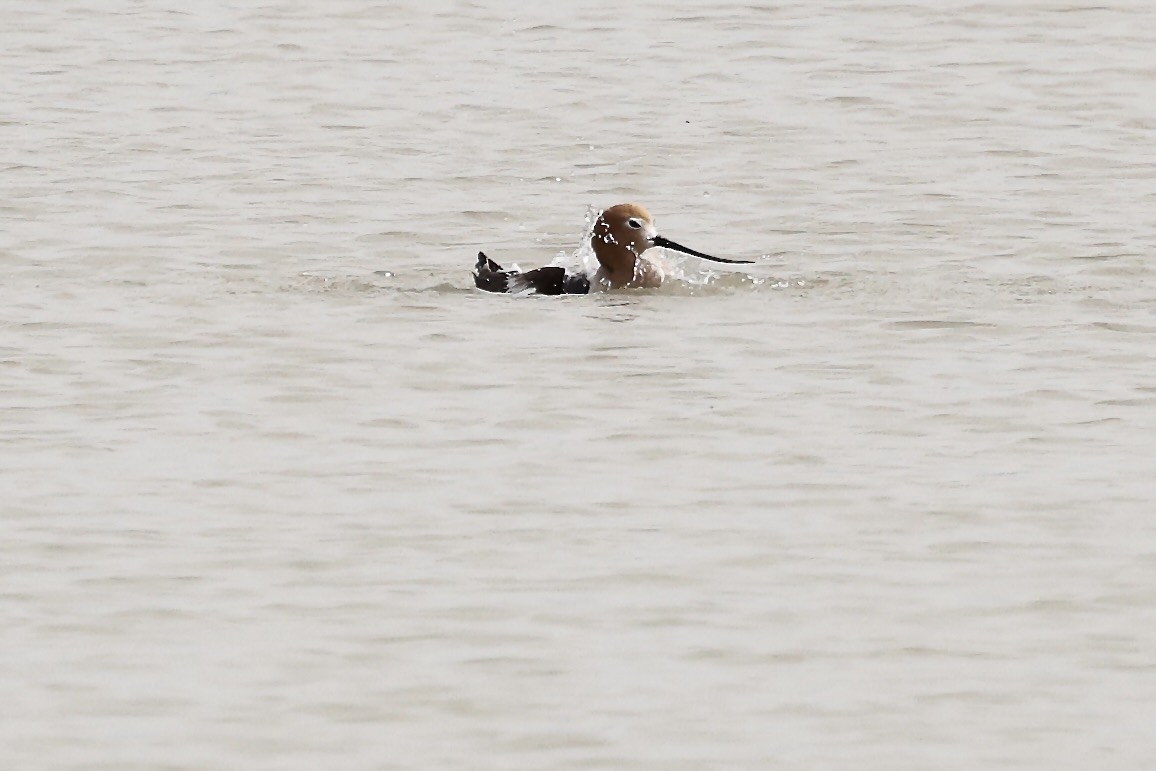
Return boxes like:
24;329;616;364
627;218;643;229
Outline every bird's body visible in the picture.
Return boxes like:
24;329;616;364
473;254;590;295
472;203;751;295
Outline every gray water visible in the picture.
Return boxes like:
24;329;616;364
4;2;1156;769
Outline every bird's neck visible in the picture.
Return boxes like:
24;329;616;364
592;246;664;289
593;242;638;284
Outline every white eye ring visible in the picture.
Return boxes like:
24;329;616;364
627;217;643;229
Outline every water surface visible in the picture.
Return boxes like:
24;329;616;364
3;2;1156;769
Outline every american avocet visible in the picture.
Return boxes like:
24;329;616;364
473;203;752;295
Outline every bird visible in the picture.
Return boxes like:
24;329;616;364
473;203;752;295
